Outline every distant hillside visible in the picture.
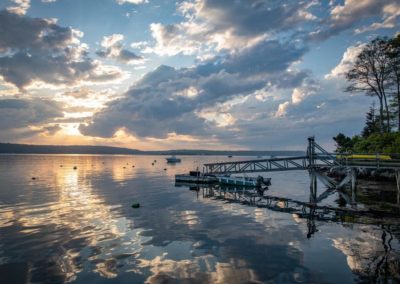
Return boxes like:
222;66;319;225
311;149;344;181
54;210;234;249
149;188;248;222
0;143;141;155
143;149;305;156
0;142;304;156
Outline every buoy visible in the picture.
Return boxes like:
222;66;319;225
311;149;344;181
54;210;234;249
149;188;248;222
131;203;140;208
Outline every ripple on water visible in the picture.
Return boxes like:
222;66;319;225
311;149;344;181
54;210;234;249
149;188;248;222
0;155;400;283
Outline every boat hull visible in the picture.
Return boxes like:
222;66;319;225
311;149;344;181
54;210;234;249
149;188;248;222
166;157;181;163
217;177;257;187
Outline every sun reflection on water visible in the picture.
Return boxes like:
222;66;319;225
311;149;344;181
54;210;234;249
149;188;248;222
0;155;399;283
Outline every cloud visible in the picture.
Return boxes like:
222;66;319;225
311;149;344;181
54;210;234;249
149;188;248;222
292;87;313;104
212;79;368;150
275;101;290;117
115;0;148;4
311;0;400;40
42;124;61;135
6;0;30;15
0;98;62;129
0;10;122;90
147;0;316;56
354;3;400;34
325;43;366;79
96;34;144;64
130;41;148;49
80;37;308;140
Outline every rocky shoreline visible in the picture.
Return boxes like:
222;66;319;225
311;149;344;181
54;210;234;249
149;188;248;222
326;167;397;181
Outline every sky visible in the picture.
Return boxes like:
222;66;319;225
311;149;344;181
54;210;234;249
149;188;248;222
0;0;399;151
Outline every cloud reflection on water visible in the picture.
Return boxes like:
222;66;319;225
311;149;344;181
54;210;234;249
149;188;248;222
0;155;399;283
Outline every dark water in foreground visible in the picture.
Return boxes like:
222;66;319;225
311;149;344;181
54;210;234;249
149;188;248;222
0;155;399;284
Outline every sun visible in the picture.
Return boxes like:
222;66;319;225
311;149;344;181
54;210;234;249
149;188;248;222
60;123;82;136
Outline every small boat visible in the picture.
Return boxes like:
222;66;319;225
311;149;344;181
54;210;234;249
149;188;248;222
228;155;233;158
166;156;181;163
217;176;271;187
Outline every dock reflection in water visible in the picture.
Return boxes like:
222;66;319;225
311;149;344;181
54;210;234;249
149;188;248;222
0;155;399;283
177;181;400;283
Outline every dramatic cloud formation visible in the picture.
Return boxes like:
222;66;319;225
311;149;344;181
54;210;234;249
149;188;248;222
0;98;61;129
147;0;316;56
0;11;121;90
0;0;397;149
325;43;366;79
312;0;400;40
81;38;308;139
0;98;63;140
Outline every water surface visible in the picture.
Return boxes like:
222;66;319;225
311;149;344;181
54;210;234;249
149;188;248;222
0;155;399;283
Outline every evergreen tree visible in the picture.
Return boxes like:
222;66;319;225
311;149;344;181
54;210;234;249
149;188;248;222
333;133;354;153
362;103;380;137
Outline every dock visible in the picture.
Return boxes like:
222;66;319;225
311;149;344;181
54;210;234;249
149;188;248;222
201;137;400;203
175;171;217;184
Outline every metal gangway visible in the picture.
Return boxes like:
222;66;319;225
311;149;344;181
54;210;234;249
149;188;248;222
204;137;400;174
203;137;400;199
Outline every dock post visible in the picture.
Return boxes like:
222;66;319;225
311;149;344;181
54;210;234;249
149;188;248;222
308;137;317;203
309;170;317;203
351;168;357;204
307;136;315;168
396;170;400;204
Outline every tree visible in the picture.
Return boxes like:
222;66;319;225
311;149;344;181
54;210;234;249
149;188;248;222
333;133;355;153
346;38;392;133
362;102;380;137
387;34;400;130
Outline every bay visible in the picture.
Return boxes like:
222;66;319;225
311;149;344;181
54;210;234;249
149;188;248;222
0;155;399;283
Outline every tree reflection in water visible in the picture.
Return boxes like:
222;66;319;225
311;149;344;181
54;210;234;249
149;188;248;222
177;182;400;283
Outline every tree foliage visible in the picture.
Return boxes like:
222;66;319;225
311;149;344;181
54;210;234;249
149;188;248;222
346;38;392;133
336;35;400;154
361;103;380;138
387;34;400;130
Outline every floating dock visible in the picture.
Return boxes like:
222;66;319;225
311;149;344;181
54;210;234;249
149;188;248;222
175;171;218;184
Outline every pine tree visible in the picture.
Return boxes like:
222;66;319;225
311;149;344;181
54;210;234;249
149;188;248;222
361;103;380;138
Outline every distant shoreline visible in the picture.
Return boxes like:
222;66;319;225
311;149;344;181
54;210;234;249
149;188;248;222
0;142;304;156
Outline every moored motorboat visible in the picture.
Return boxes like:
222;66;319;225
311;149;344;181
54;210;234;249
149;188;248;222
166;156;181;163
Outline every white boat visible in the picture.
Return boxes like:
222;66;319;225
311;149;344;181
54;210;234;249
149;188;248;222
166;156;181;163
217;176;271;187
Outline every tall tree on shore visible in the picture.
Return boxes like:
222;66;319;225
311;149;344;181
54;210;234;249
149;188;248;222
387;34;400;131
346;38;392;133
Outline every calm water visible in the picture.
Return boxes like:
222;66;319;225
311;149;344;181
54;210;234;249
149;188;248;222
0;155;399;284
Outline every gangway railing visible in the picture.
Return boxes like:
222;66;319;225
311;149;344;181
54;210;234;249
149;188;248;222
204;137;400;175
204;155;315;174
